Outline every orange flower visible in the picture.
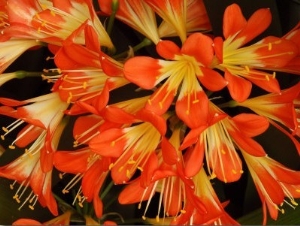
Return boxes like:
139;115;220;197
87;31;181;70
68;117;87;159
54;147;111;218
237;82;300;132
98;0;160;44
118;126;207;223
13;211;72;225
213;4;299;102
144;0;187;42
124;33;227;128
89;109;175;184
173;168;239;225
181;103;269;181
236;82;300;154
0;122;66;216
158;0;211;38
280;22;300;75
0;92;68;152
241;151;300;224
48;25;128;112
0;39;42;73
5;0;113;48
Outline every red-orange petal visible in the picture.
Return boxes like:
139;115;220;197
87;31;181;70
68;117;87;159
235;8;271;47
123;56;161;89
225;70;252;102
156;39;181;60
89;129;125;157
232;113;269;137
181;32;214;66
198;67;227;91
223;3;246;39
176;90;209;128
184;140;204;177
230;131;266;156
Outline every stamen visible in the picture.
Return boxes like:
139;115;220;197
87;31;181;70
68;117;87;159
1;119;24;141
62;173;83;194
29;195;39;210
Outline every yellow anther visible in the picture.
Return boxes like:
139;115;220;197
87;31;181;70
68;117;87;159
272;72;276;78
244;65;250;72
111;141;115;147
9;145;15;149
268;42;272;51
118;166;124;172
78;202;84;208
29;205;35;210
2;126;8;132
156;215;160;222
209;173;216;180
142;216;146;220
291;199;298;206
67;92;73;103
128;160;136;164
232;169;237;174
109;163;114;170
193;99;199;104
159;102;163;109
62;189;69;194
83;81;87;89
10;184;14;190
265;75;270;81
126;169;131;178
180;209;186;214
1;135;4;140
59;173;64;179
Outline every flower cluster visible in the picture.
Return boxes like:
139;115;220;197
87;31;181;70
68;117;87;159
0;0;299;225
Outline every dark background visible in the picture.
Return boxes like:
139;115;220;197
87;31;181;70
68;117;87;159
0;0;299;224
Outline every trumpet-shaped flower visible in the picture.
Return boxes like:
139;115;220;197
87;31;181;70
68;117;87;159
49;28;128;111
181;103;269;181
0;130;61;216
0;92;68;151
241;151;300;224
279;22;300;74
236;82;300;133
54;147;111;218
89;109;176;184
124;33;227;128
5;0;113;48
236;82;300;154
213;3;299;102
173;168;239;225
13;211;72;225
98;0;160;44
118;129;205;223
0;39;41;73
158;0;211;38
144;0;187;42
294;91;300;137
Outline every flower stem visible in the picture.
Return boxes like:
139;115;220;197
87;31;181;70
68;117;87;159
113;37;153;59
218;100;238;108
15;71;42;79
106;0;119;36
100;180;114;199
